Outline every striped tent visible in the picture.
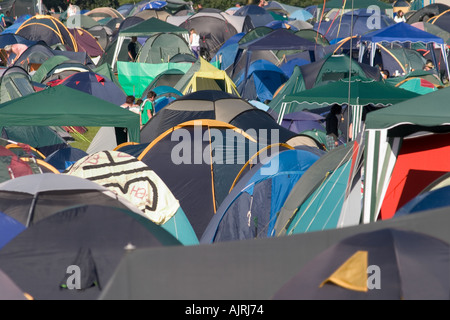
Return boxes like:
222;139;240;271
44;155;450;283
363;85;450;223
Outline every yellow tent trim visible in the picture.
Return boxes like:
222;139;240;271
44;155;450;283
320;250;369;292
137;119;257;161
229;143;294;192
114;141;139;151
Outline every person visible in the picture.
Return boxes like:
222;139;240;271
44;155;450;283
67;3;77;17
128;36;138;62
121;95;136;110
423;60;434;71
380;69;389;80
394;10;406;23
4;43;28;66
189;28;200;59
0;12;6;28
140;91;157;128
325;104;343;151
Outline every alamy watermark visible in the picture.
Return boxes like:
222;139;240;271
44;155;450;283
169;122;280;176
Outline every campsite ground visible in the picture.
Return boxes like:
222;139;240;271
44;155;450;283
69;127;100;151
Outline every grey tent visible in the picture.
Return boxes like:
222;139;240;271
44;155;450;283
99;206;450;299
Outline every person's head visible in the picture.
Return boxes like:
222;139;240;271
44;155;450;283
131;36;137;42
147;91;156;101
381;69;389;79
190;28;196;34
424;60;434;71
125;95;135;104
330;104;342;115
4;44;12;55
136;98;143;105
397;10;403;17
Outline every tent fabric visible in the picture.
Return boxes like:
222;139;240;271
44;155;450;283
15;15;78;51
0;85;140;143
111;17;189;68
65;150;198;245
44;147;88;172
200;148;321;243
396;185;450;216
98;207;450;300
137;120;261;239
272;228;450;300
137;32;191;63
0;172;141;215
0;268;29;300
0;204;180;300
363;86;450;223
57;71;127;106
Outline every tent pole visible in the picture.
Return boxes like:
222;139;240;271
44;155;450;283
26;193;39;228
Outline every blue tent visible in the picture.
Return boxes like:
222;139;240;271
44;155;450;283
265;20;298;31
395;185;450;216
44;147;89;173
236;28;320;99
233;4;275;28
211;32;245;70
289;8;313;21
200;148;321;243
0;212;25;249
359;22;450;77
314;9;394;41
235;59;288;102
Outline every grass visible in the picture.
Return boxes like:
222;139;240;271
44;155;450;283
68;126;100;151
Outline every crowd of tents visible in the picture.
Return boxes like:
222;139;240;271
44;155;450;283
0;0;449;300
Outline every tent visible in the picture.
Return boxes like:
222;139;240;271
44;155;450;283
139;89;297;146
272;228;450;300
0;172;143;227
15;15;78;51
232;28;322;99
363;85;450;223
98;205;450;299
111;17;189;69
68;28;104;58
65;150;198;245
359;22;450;80
268;54;382;117
314;9;395;42
274;141;361;236
406;3;450;24
0;204;180;300
233;4;274;28
168;11;247;59
0;268;30;300
137;119;261;239
56;71;127;106
278;78;421;139
137;32;191;63
43;147;88;172
181;57;239;95
0;85;140;143
234;59;288;102
395;185;450;216
200;148;321;243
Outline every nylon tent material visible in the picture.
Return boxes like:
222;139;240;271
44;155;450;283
98;207;450;300
363;85;450;223
137;120;261;239
111;17;189;68
0;173;142;227
66;150;198;245
137;32;191;63
0;204;180;300
275;141;358;236
0;85;140;143
200;148;321;243
359;22;450;79
272;228;450;300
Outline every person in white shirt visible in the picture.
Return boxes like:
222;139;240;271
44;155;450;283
189;28;200;59
394;10;406;23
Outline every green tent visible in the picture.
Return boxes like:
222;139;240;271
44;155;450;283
111;17;189;69
279;78;420;139
0;86;140;142
363;86;450;224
